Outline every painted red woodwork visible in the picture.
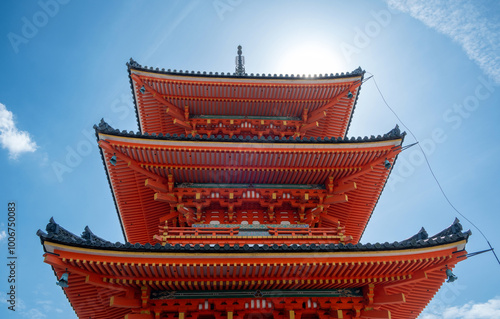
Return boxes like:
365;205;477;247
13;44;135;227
42;239;466;319
98;133;402;244
39;59;470;319
130;70;362;139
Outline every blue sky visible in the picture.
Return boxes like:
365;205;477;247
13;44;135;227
0;1;499;318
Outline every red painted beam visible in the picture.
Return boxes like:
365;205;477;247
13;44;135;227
333;182;357;194
159;211;179;223
166;107;185;121
323;194;348;205
145;179;169;193
360;309;391;319
110;295;141;308
299;121;319;133
173;118;193;131
154;192;178;204
373;292;406;306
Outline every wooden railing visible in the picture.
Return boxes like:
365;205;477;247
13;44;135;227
267;227;344;237
154;225;353;245
157;226;239;237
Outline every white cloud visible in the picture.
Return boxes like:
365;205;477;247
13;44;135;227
0;103;37;159
386;0;500;84
420;296;500;319
0;230;6;241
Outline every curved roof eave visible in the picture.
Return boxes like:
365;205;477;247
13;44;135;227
94;119;405;145
37;217;470;254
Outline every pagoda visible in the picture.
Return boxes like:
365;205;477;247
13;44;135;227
38;46;470;319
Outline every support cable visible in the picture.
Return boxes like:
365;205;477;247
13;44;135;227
367;73;500;266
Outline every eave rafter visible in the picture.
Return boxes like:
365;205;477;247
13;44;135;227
46;253;153;318
131;73;185;123
44;245;457;287
333;147;400;186
98;136;401;181
160;93;332;104
307;80;362;124
44;253;134;295
98;140;167;184
139;162;366;174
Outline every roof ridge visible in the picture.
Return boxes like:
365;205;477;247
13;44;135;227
127;58;365;80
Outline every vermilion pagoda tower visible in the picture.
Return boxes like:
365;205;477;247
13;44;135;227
38;47;470;319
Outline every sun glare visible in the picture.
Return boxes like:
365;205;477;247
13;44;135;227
278;44;346;75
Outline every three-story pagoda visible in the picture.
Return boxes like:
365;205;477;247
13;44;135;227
38;47;470;319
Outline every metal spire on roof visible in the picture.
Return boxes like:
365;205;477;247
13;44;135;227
235;45;246;76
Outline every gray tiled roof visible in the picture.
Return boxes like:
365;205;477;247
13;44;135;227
94;119;405;144
127;58;365;80
37;217;471;253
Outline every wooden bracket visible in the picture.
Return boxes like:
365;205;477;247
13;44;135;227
323;194;348;205
110;295;141;308
154;193;178;204
360;309;391;319
373;291;406;306
145;179;169;193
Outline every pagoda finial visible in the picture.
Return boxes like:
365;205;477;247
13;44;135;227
235;45;246;76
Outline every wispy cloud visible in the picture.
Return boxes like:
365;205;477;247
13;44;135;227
0;230;6;241
0;294;44;319
386;0;500;84
0;292;64;319
143;0;200;61
35;300;63;315
20;308;47;319
421;296;500;319
0;103;37;159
